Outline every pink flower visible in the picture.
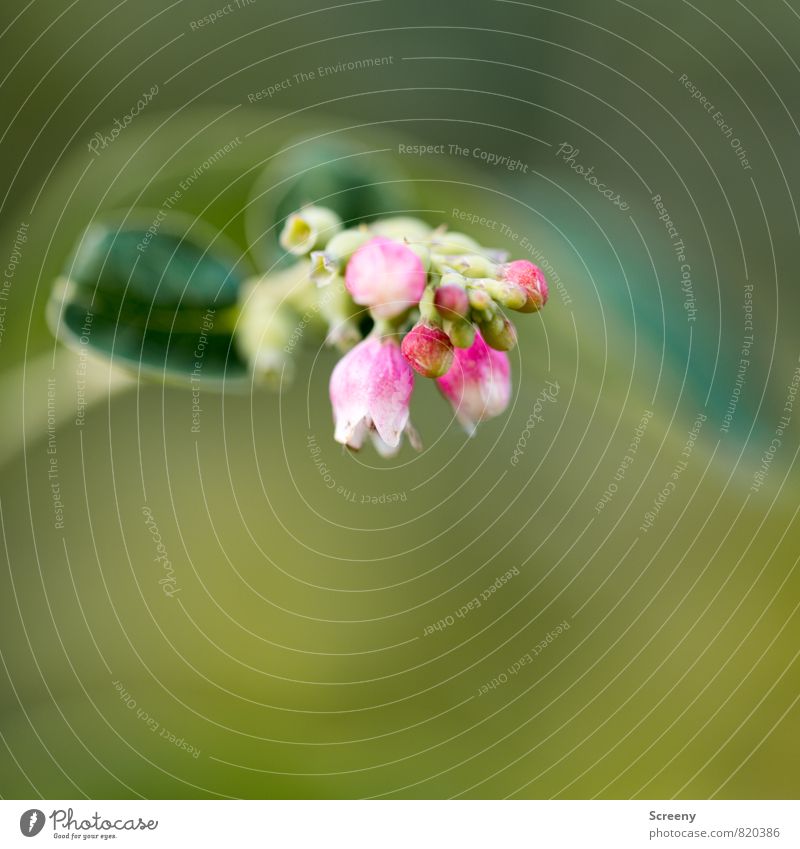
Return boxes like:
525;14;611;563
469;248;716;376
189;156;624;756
329;336;420;455
401;322;454;378
345;237;426;319
436;330;511;434
503;260;549;312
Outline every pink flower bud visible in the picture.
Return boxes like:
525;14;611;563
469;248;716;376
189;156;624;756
436;330;511;434
344;237;426;320
329;336;420;455
434;284;470;321
401;322;454;378
503;260;549;312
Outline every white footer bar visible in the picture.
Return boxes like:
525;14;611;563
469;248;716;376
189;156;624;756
2;800;797;847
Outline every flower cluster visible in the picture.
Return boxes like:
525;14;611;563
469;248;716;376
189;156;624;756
240;206;549;456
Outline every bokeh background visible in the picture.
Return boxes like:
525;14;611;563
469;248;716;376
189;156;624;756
1;0;799;799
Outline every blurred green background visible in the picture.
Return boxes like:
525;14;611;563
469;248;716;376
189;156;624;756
1;0;799;799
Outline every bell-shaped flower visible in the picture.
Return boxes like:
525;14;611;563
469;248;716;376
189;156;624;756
329;336;420;455
436;330;511;434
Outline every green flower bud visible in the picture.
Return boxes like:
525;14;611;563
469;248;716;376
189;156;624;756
438;270;470;289
325;226;372;264
467;286;495;315
279;205;342;256
311;227;374;287
446;254;500;279
484;278;528;311
371;216;433;242
480;315;517;351
445;317;477;349
432;231;482;254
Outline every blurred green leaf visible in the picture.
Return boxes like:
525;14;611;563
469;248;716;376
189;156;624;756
48;221;249;386
70;225;243;309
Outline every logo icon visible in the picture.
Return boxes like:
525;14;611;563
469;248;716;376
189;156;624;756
19;809;45;837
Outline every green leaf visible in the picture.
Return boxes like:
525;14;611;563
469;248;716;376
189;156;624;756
70;225;242;308
48;219;250;387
